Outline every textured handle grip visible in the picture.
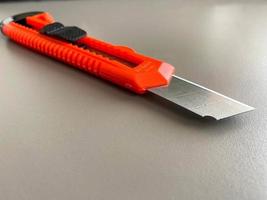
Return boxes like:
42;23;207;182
4;22;102;75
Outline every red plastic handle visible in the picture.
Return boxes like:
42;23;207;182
1;12;175;94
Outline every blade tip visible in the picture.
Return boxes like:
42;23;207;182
213;106;255;120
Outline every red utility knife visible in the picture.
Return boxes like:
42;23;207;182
1;11;254;120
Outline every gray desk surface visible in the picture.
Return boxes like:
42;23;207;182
0;1;266;200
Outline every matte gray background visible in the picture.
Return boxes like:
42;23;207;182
0;0;266;200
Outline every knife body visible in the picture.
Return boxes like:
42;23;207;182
0;11;254;120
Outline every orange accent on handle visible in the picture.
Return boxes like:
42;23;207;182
2;12;175;94
26;12;54;30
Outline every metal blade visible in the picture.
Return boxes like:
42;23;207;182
149;75;254;120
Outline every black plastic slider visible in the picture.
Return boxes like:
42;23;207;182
40;22;86;42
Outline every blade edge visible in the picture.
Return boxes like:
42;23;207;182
149;75;254;120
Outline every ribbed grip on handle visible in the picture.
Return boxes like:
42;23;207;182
4;23;102;75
